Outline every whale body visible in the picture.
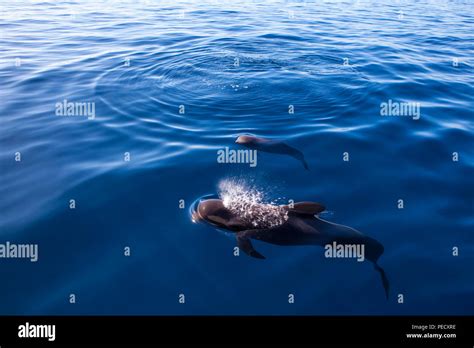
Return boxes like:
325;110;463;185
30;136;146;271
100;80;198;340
236;135;309;170
192;198;389;299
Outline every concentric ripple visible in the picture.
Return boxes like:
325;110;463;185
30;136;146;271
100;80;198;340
95;43;372;140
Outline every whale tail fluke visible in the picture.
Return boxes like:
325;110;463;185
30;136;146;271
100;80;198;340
302;158;309;171
374;263;389;300
289;149;309;170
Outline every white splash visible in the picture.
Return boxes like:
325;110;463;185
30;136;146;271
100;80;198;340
218;179;288;229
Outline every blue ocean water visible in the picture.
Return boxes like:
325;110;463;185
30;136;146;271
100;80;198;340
0;0;473;315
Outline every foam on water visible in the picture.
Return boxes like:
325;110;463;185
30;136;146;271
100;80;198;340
218;179;288;229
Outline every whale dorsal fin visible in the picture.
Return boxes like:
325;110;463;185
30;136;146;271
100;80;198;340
287;202;325;215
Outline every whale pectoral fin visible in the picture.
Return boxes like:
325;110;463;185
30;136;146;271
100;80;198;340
236;231;265;259
288;202;326;215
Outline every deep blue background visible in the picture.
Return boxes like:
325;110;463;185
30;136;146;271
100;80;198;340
0;0;473;314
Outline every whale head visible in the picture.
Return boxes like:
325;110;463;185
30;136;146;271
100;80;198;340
235;135;255;144
193;199;234;228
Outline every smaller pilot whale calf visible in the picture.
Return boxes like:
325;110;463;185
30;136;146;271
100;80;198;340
236;135;309;170
192;194;389;298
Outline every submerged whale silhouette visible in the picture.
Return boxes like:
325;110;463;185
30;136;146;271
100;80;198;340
192;197;389;299
236;135;309;170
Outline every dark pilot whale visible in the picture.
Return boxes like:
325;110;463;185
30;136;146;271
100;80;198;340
192;198;389;299
236;135;309;170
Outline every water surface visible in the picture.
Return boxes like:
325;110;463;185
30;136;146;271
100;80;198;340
0;0;473;314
